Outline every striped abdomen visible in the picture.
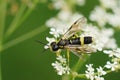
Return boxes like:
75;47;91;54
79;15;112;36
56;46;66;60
69;36;93;45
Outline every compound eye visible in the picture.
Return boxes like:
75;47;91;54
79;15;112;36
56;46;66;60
50;42;59;51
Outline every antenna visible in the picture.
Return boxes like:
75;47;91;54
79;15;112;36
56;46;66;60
35;40;50;54
36;40;47;45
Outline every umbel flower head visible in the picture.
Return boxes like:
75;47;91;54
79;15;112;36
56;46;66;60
104;48;120;71
51;0;86;10
90;0;120;27
45;14;117;52
84;48;120;80
52;55;70;75
45;11;117;76
43;0;120;79
85;64;106;80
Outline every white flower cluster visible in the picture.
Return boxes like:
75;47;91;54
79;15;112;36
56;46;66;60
85;48;120;80
52;55;70;75
51;0;86;10
76;0;86;6
51;0;66;10
45;0;119;77
85;64;106;80
46;15;117;52
81;24;117;51
90;0;120;27
45;12;117;76
104;48;120;71
46;10;84;35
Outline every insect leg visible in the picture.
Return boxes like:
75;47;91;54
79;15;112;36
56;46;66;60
67;49;70;65
56;50;61;56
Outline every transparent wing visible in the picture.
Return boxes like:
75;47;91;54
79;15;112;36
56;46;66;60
64;45;82;57
64;45;93;57
62;17;87;39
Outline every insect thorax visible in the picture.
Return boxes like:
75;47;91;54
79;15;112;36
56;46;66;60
57;39;69;46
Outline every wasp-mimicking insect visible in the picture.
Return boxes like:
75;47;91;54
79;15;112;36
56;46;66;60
49;17;93;57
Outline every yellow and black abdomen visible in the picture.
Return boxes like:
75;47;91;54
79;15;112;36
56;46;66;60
84;36;93;44
69;36;93;45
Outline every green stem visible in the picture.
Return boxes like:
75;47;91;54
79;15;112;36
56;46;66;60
17;1;39;30
75;73;86;78
5;0;39;39
72;54;90;72
106;70;113;74
67;0;75;8
72;77;75;80
0;54;2;80
1;26;47;52
0;0;7;80
5;4;26;38
75;70;113;79
0;0;7;49
62;54;90;80
71;54;90;80
17;8;33;27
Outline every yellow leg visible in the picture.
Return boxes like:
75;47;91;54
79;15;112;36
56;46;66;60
56;51;60;56
67;49;70;65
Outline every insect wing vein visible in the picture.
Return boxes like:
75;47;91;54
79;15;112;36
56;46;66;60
62;17;87;39
64;45;83;57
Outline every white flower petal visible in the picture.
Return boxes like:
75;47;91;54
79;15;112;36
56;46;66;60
105;61;119;71
95;76;104;80
96;66;106;76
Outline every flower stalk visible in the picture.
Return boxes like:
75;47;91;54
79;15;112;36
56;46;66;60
61;54;90;80
5;0;40;39
0;25;47;52
0;0;7;80
5;4;26;38
72;54;90;72
75;70;111;79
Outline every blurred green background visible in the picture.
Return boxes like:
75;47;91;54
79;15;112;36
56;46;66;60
0;0;120;80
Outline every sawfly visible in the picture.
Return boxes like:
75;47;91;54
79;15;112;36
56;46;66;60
49;17;93;58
